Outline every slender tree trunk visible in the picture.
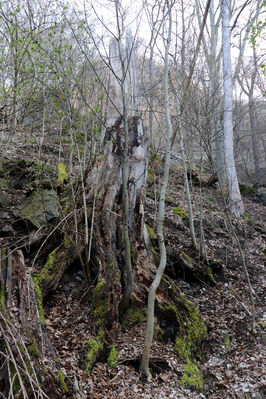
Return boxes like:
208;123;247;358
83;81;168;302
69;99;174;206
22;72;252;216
222;0;244;217
248;96;261;186
140;1;172;379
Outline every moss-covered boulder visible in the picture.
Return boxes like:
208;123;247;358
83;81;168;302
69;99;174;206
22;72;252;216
13;189;60;228
85;278;108;374
157;282;206;391
121;305;146;330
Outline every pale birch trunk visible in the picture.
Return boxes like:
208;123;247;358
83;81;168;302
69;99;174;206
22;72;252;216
196;0;225;183
222;0;244;217
209;2;225;184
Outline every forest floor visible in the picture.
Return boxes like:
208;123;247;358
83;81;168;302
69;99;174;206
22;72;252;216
0;131;265;399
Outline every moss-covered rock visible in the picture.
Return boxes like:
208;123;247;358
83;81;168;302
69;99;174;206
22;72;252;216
157;282;206;391
13;189;60;228
34;246;60;290
122;305;146;330
181;359;204;390
85;278;108;374
173;298;206;361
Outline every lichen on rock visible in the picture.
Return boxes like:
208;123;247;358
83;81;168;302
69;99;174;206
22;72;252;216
13;189;60;228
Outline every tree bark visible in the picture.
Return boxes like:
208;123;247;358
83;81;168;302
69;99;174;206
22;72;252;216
86;36;149;322
222;0;244;217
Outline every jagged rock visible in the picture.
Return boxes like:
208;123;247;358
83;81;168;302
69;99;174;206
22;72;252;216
13;189;60;228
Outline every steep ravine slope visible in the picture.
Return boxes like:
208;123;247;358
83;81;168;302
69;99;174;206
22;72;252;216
0;139;265;399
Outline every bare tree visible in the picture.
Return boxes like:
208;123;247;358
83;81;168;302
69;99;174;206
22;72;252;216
140;0;172;379
237;47;263;186
222;0;244;217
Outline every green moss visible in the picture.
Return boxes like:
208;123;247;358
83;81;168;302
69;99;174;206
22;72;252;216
168;292;206;391
180;251;193;265
210;259;221;265
205;267;218;286
183;300;207;355
64;235;73;249
107;344;117;369
85;279;108;374
0;282;5;313
28;342;38;357
61;195;71;214
239;183;258;196
0;178;8;189
122;306;146;330
32;277;45;324
173;207;188;219
92;278;108;324
174;337;188;359
10;363;21;395
147;169;155;183
57;162;68;184
35;246;60;287
224;332;230;346
159;288;206;390
61;195;70;203
181;359;204;390
0;167;5;178
131;244;137;265
0;250;6;314
173;298;206;365
35;162;53;175
206;194;215;202
58;369;68;392
85;327;105;374
245;214;254;223
146;224;156;240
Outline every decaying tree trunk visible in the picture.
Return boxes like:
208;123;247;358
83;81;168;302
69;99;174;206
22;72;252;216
86;36;149;323
0;249;61;398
